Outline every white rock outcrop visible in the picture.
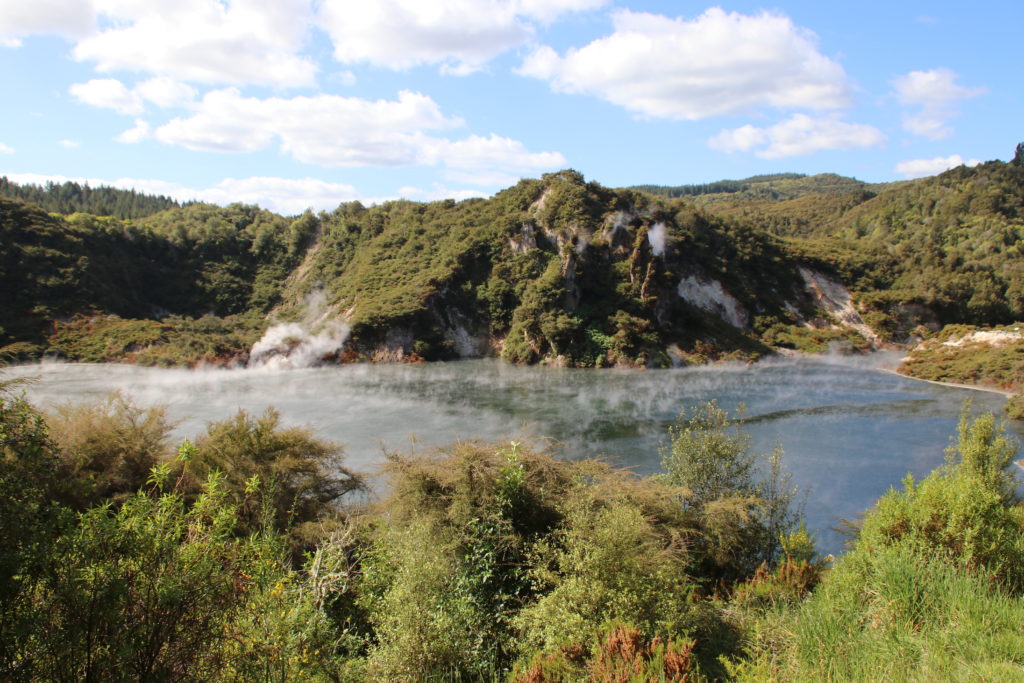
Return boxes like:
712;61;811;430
677;275;749;329
798;267;880;346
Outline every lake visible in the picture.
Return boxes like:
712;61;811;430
10;353;1020;555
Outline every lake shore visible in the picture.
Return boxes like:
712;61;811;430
880;367;1016;398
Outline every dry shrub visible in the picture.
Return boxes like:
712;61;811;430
46;391;173;508
513;624;697;683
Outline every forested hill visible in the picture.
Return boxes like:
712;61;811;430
630;172;880;202
0;177;182;219
1;144;1022;368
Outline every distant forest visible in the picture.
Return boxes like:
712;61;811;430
0;177;183;220
631;172;807;198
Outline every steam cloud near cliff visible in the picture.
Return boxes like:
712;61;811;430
648;222;667;256
248;290;350;369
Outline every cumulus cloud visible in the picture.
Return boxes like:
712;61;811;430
518;8;850;119
709;113;885;158
59;140;81;148
69;78;143;114
317;0;607;74
892;68;985;139
135;77;197;108
0;142;14;154
894;154;981;179
73;0;316;87
116;118;151;143
0;0;94;47
145;88;565;177
424;134;566;174
397;184;489;201
153;88;458;160
1;172;372;214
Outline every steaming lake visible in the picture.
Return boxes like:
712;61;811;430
10;354;1021;555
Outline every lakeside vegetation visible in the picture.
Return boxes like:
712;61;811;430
1;375;1021;680
2;143;1023;373
899;324;1024;419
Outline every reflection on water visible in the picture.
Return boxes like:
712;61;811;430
10;353;1020;555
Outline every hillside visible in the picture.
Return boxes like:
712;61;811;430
2;145;1023;368
0;177;182;219
698;146;1024;333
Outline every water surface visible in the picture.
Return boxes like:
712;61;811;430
12;354;1020;555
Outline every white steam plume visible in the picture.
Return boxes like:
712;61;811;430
648;222;667;256
248;289;350;369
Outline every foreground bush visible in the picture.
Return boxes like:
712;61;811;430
733;407;1024;680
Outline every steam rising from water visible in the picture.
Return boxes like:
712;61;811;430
648;222;667;256
248;321;350;369
248;289;349;369
11;353;1021;555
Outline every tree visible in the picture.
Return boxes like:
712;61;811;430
658;401;803;574
658;400;755;506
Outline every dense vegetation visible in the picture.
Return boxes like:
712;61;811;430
898;324;1024;419
631;172;876;202
705;144;1024;332
0;177;182;219
1;144;1022;376
2;369;1020;680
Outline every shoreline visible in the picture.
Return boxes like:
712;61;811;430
879;367;1016;398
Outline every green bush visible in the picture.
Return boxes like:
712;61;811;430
185;408;362;552
45;392;174;508
735;408;1024;680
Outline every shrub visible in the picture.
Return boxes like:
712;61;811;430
46;392;174;508
658;401;802;578
184;408;362;552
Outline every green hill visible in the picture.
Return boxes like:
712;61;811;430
3;144;1023;368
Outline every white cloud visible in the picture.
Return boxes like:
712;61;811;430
74;0;316;87
149;88;565;177
0;0;94;47
196;176;364;214
425;133;566;172
0;142;14;154
894;154;981;179
317;0;607;74
116;118;151;143
69;78;143;114
154;88;459;161
71;77;196;122
709;114;885;158
135;77;197;108
397;184;489;201
1;172;373;214
892;68;985;140
59;140;81;148
518;8;850;120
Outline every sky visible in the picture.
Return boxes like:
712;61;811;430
0;0;1020;215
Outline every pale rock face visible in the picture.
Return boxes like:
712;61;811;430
443;308;488;358
676;275;749;329
941;329;1023;348
508;222;537;254
798;267;880;346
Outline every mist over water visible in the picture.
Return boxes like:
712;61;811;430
12;353;1020;555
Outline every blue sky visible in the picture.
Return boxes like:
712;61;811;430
1;1;1020;214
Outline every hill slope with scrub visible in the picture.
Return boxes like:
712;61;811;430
2;144;1023;368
